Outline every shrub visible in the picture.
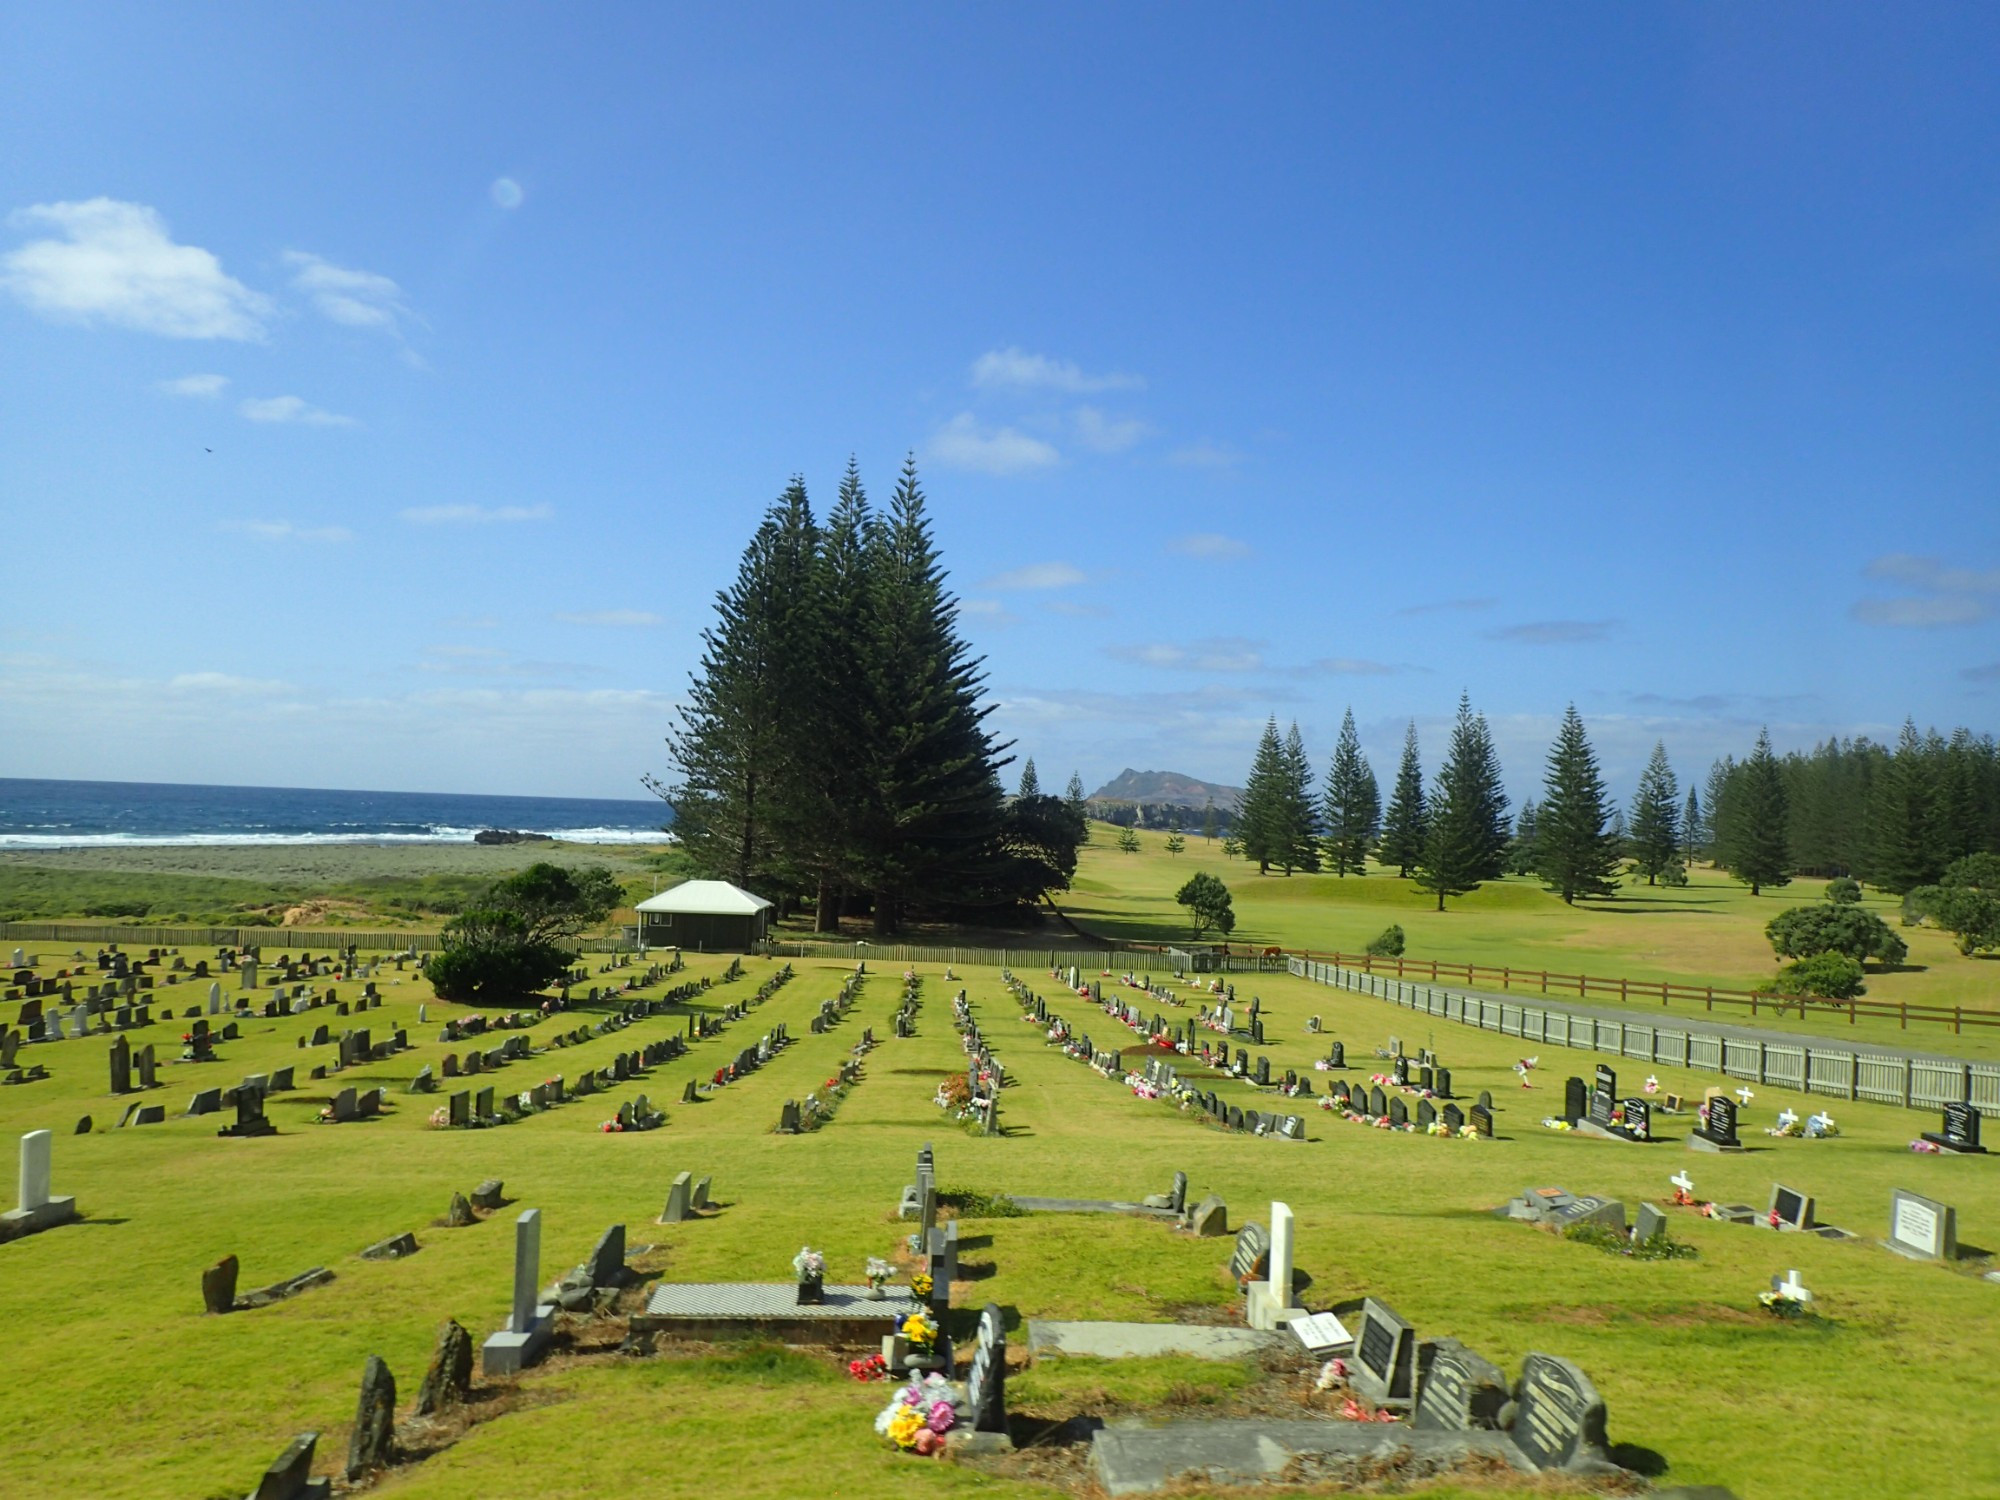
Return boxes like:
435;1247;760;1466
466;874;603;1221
1365;924;1406;958
1766;905;1906;966
938;1187;1027;1218
1766;953;1867;1000
81;899;150;919
1823;877;1861;905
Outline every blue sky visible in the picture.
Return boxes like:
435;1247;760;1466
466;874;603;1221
3;4;1997;808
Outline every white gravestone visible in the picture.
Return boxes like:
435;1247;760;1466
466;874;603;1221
2;1129;78;1238
481;1208;555;1375
1247;1200;1305;1331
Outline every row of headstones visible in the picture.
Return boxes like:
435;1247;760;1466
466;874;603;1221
1188;1087;1307;1140
1327;1079;1494;1137
1350;1296;1616;1473
11;998;157;1046
953;991;1006;1136
432;1034;533;1077
777;1058;862;1134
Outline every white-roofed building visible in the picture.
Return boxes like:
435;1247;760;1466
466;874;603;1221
633;879;775;951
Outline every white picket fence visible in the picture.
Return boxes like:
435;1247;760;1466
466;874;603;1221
1290;959;2000;1119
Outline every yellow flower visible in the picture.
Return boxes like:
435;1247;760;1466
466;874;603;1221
888;1408;924;1448
910;1272;933;1296
903;1312;936;1346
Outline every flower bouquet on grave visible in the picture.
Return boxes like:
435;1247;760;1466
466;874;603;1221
876;1372;959;1454
1910;1139;1943;1153
901;1308;938;1353
599;1117;624;1133
1805;1112;1839;1138
1756;1286;1811;1320
1314;1357;1350;1391
427;1107;449;1129
794;1246;826;1304
1540;1117;1573;1131
908;1270;934;1301
865;1257;894;1299
1458;1124;1479;1139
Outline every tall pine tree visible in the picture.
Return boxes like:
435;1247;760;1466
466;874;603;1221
1321;707;1380;876
1238;718;1288;875
854;457;1011;931
1683;785;1704;865
1017;759;1040;798
1730;729;1792;896
1378;722;1427;877
1536;705;1621;904
1278;722;1321;874
1629;741;1682;885
1415;695;1507;910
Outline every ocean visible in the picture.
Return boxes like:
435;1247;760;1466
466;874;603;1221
0;778;671;848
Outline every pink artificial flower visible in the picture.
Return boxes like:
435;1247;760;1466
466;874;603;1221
913;1428;941;1456
927;1401;956;1433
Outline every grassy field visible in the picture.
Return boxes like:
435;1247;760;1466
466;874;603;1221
1059;825;2000;1056
0;841;685;927
5;941;1999;1500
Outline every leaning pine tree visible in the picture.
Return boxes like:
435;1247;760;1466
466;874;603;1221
1278;721;1321;874
1536;705;1621;904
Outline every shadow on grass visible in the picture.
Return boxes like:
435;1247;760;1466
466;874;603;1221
1608;1442;1669;1477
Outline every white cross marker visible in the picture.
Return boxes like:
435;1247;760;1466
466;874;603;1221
1774;1268;1812;1303
1735;1086;1755;1107
1670;1171;1694;1196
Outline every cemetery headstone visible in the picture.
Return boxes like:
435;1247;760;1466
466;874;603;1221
1923;1101;1987;1154
1885;1188;1957;1261
1693;1094;1741;1152
1511;1352;1613;1471
1412;1338;1510;1432
1349;1298;1417;1408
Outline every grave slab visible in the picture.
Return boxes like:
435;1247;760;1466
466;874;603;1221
1026;1321;1282;1361
1088;1418;1530;1496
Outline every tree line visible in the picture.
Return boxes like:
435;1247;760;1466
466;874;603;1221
1229;700;2000;913
652;460;1087;935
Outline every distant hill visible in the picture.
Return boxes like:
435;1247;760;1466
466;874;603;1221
1087;769;1241;810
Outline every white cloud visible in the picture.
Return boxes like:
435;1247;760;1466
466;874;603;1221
220;519;354;543
1073;405;1149;454
239;395;355;427
956;597;1020;626
166;671;295;695
927;412;1060;475
1167;532;1251;561
555;610;664;628
157;372;229;398
1853;552;2000;628
970;347;1143;394
1107;637;1266;673
1487;619;1620;645
1851;596;1989;628
283;250;411;334
399;503;553;525
1167;441;1243;470
982;561;1086;591
491;178;524;210
1;199;271;339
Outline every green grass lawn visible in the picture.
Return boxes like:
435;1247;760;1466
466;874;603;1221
1061;824;2000;1055
5;944;2000;1500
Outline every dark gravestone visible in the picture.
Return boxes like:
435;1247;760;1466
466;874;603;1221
1368;1085;1387;1119
471;1179;505;1210
1331;1080;1351;1106
585;1223;627;1288
1433;1066;1453;1098
1229;1222;1271;1284
108;1035;132;1094
1442;1102;1465;1132
1417;1065;1433;1092
1412;1338;1510;1431
1478;1089;1493;1112
344;1355;397;1479
202;1254;240;1314
1392;1056;1409;1087
1327;1040;1344;1068
1635;1202;1668;1243
249;1433;329;1500
1588;1065;1617;1129
1511;1353;1613;1471
1620;1097;1652;1141
1227;1105;1246;1132
1769;1184;1815;1232
74;1116;91;1134
1563;1076;1588;1124
1924;1101;1987;1154
1350;1298;1416;1408
1188;1194;1228;1237
1388;1097;1408;1129
1253;1056;1270;1087
965;1302;1008;1432
446;1192;475;1227
1695;1095;1741;1150
414;1319;474;1415
1417;1099;1437;1130
1470;1104;1494;1138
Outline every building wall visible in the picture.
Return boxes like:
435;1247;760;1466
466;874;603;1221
638;909;767;952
